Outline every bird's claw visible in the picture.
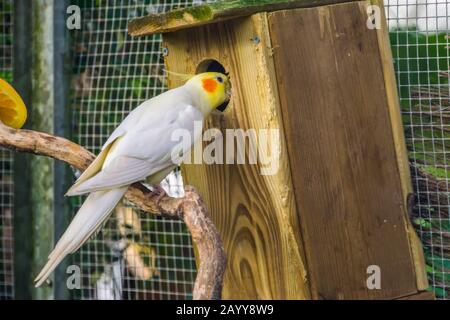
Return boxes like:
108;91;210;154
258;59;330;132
151;184;166;199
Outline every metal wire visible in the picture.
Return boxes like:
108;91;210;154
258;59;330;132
0;0;14;300
385;0;450;299
69;0;196;300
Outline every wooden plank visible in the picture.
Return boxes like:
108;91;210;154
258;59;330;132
128;0;356;36
372;0;428;291
268;1;419;299
164;13;310;299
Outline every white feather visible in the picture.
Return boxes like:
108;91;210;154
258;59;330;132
35;187;127;287
67;101;204;196
67;157;154;196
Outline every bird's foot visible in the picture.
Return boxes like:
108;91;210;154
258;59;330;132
151;184;167;199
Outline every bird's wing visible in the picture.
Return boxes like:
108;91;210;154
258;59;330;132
66;135;124;196
66;99;171;195
99;89;182;151
67;103;203;195
100;120;131;151
66;156;172;195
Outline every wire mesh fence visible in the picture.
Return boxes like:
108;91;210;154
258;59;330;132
69;0;197;300
0;0;14;300
385;0;450;299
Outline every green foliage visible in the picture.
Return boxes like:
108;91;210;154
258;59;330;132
422;166;448;180
390;30;449;100
0;71;12;83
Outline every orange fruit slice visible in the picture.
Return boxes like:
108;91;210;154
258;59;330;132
0;78;27;129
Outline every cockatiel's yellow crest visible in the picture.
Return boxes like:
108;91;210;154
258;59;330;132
34;72;230;287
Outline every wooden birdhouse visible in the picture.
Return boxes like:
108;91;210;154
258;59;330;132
129;0;432;299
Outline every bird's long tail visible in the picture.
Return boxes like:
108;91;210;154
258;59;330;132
34;187;128;287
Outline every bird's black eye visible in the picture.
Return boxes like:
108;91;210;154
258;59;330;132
216;76;223;83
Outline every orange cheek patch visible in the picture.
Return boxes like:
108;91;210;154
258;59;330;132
202;79;218;93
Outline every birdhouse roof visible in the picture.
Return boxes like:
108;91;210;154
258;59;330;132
128;0;353;36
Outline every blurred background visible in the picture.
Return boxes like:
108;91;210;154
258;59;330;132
0;0;449;300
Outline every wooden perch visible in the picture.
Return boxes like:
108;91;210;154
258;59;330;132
0;122;226;300
128;0;354;36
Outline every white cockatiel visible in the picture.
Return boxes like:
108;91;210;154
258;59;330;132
35;72;230;287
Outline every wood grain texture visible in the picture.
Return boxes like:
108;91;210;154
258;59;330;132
397;291;435;300
128;0;356;36
163;13;310;299
372;0;428;291
268;1;420;299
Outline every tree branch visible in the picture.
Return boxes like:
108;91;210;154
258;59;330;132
0;122;226;300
